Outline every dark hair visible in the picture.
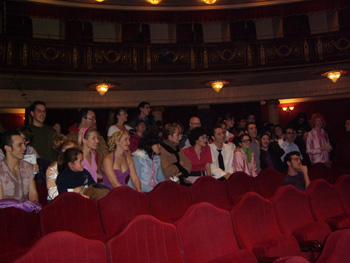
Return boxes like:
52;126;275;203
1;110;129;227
135;120;147;129
0;130;21;153
285;124;297;132
58;147;83;173
245;122;256;131
78;108;94;123
210;124;223;139
138;132;161;159
223;113;234;121
17;126;34;143
29;101;46;112
259;133;271;144
114;107;127;122
284;151;301;165
138;101;150;113
189;127;206;146
234;134;251;147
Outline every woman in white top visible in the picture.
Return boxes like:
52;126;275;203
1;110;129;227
107;108;133;138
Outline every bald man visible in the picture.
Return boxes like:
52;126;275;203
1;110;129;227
179;117;201;149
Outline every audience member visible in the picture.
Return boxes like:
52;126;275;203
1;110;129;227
288;112;311;140
128;101;156;132
283;151;310;191
306;113;332;166
278;125;302;162
179;116;201;149
53;123;62;136
218;120;235;147
160;123;191;185
245;123;261;173
29;101;57;162
66;108;96;142
221;113;237;136
233;134;257;177
102;130;141;191
183;127;212;183
0;130;38;201
272;124;285;141
236;117;247;136
129;120;146;153
209;124;233;182
334;118;350;168
129;133;164;192
107;108;132;138
247;114;256;123
259;133;285;172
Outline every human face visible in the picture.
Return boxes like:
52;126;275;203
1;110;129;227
346;120;350;132
152;143;161;154
247;115;255;123
6;135;26;160
69;153;85;172
238;119;247;129
275;126;283;137
260;135;270;149
140;104;151;116
196;134;208;147
247;124;257;139
84;111;96;128
168;128;181;145
288;155;302;172
212;128;225;144
118;110;128;123
189;117;201;130
224;118;234;128
30;104;46;126
136;122;147;134
314;118;323;129
53;123;61;135
116;134;130;151
285;129;296;143
83;131;99;150
239;135;251;150
221;124;228;135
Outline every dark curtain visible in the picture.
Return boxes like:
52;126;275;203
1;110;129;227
338;7;350;31
122;24;140;43
6;14;32;38
193;23;203;43
283;15;310;38
65;20;83;41
177;24;193;43
230;21;256;42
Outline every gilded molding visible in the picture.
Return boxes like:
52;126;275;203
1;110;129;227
73;47;78;68
133;48;137;70
22;43;28;66
304;40;309;62
317;39;324;60
87;47;92;69
7;40;12;65
260;44;265;65
203;48;208;69
247;45;252;66
147;47;151;70
190;48;195;69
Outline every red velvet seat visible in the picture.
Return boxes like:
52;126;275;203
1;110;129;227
98;186;151;236
257;168;285;199
225;171;260;205
306;179;350;231
148;180;192;223
308;163;337;184
335;174;350;214
231;192;302;260
14;231;108;263
39;192;107;241
35;182;48;206
176;202;257;263
271;185;331;244
106;215;183;263
273;256;310;263
189;176;231;210
0;207;40;263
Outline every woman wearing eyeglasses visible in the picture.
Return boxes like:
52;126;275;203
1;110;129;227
233;134;257;177
183;127;212;184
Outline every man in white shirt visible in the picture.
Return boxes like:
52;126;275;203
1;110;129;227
209;124;234;182
278;126;303;161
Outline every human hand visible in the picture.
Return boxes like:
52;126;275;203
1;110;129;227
300;165;308;175
33;164;39;174
224;173;231;180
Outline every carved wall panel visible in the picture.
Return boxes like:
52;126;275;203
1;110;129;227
262;41;305;66
208;45;247;68
91;46;132;71
322;36;350;60
151;47;190;70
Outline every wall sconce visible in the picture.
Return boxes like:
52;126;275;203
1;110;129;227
282;106;294;113
322;70;346;83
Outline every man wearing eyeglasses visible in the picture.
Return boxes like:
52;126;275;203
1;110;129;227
278;125;303;162
66;108;96;143
179;116;201;149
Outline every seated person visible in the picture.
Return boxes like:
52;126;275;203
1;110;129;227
233;134;258;177
0;130;38;201
129;133;165;193
56;148;95;194
129;120;146;153
259;133;285;173
283;151;310;191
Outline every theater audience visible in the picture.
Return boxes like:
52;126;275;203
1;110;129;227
236;117;247;136
218;120;235;146
56;147;95;194
221;113;236;136
245;123;261;173
107;107;132;139
128;101;156;132
0;130;38;201
306;113;332;166
259;133;285;173
183;127;212;183
247;114;256;123
129;133;164;192
278;125;302;162
129;120;146;153
233;134;258;177
179;116;201;149
283;151;310;191
272;124;285;141
160;123;191;185
53;123;62;136
102;130;141;191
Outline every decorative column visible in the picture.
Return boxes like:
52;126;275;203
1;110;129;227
266;99;280;125
152;106;164;123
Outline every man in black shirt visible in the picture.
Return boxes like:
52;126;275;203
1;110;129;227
283;151;310;191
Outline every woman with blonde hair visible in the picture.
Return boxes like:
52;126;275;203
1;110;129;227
102;130;141;191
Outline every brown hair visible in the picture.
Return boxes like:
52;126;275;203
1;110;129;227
107;130;129;152
162;123;180;140
52;134;77;153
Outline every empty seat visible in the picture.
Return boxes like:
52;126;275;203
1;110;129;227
98;186;151;236
306;179;350;231
14;231;108;263
225;171;260;205
148;180;192;223
176;202;257;263
106;215;183;263
39;192;107;241
257;168;285;199
231;192;302;260
308;163;337;184
189;176;231;210
335;174;350;214
0;207;40;262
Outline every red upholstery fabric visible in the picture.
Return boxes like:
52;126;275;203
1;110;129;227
271;185;331;243
231;192;301;260
39;192;107;241
225;171;260;205
35;182;47;206
106;215;183;263
14;231;107;263
273;256;310;263
257;168;284;199
98;186;150;236
335;174;350;213
189;176;231;210
315;229;350;263
308;163;337;184
0;208;40;262
148;180;192;223
176;202;257;263
306;179;350;231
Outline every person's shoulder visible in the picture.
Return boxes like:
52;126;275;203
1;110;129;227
183;146;194;154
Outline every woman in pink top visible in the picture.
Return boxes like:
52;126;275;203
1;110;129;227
233;134;257;177
306;113;332;165
78;127;101;183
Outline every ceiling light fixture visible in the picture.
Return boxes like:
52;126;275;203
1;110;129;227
203;0;217;4
147;0;161;4
322;70;346;83
95;0;105;2
210;79;228;92
90;82;115;96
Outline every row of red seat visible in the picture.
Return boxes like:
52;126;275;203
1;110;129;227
2;173;350;262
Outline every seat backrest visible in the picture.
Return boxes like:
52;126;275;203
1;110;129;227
106;215;183;263
189;176;231;210
257;168;284;199
335;174;350;214
14;231;107;263
308;163;336;184
98;186;151;236
35;182;48;206
176;202;240;263
148;180;192;223
231;192;281;252
39;192;104;239
306;179;345;221
226;171;260;205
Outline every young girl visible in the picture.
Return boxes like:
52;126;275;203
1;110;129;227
56;147;95;194
233;134;258;177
